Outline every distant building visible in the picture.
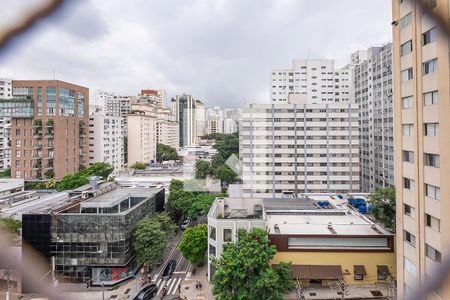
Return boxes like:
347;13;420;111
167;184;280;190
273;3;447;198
241;98;359;198
127;103;157;165
207;195;396;285
352;44;394;192
0;78;12;170
207;106;223;134
195;100;206;140
271;59;352;104
139;89;166;108
89;114;124;175
21;182;165;290
223;118;237;134
156;107;179;150
0;80;89;179
172;94;203;147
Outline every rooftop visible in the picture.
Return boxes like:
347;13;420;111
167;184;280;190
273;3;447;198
81;186;162;209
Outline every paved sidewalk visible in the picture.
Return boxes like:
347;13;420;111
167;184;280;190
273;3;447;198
179;264;214;300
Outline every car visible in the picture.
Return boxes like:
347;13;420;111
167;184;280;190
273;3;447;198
133;283;157;300
180;219;191;230
161;260;176;280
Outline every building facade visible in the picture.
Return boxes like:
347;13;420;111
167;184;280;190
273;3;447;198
0;78;12;170
0;80;89;179
127;104;157;165
139;89;166;108
156;107;179;150
240;100;360;198
392;0;449;298
352;44;395;192
173;94;200;147
88;114;124;175
271;59;353;104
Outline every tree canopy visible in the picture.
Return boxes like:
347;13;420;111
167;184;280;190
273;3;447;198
369;187;396;229
212;228;293;300
0;167;11;178
0;217;21;234
211;132;239;169
156;143;178;162
130;162;147;170
133;212;175;266
195;160;212;179
179;224;208;265
57;162;114;191
214;164;237;184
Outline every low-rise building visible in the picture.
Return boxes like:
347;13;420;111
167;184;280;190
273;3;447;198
207;194;396;286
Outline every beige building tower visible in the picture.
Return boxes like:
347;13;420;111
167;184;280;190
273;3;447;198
392;0;449;298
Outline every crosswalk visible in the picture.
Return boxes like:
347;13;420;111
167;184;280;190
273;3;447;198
154;277;183;296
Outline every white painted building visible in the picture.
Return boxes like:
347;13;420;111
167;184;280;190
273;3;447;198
207;106;223;134
0;78;12;171
352;44;394;192
271;59;353;104
89;114;124;175
172;94;203;147
223;118;238;134
240;98;360;198
156;107;179;150
127;104;157;165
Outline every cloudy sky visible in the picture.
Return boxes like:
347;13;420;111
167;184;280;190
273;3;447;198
0;0;392;107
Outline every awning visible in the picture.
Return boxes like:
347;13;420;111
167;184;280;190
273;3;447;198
354;265;367;275
291;265;343;280
377;265;390;276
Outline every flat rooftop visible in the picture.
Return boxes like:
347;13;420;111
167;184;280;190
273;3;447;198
81;186;162;208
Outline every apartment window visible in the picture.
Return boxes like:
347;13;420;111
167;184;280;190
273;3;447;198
404;204;415;217
401;68;413;81
15;150;20;158
404;230;416;247
377;266;390;280
426;214;441;232
400;40;412;56
209;226;216;241
423;58;437;75
423;27;437;45
404;257;417;276
15;140;21;147
426;244;441;263
15;160;20;167
400;13;412;29
402;124;413;136
402;150;414;163
403;177;414;190
223;229;232;242
424;123;439;136
425;184;440;200
424;153;440;167
402;96;413;108
209;244;216;256
15;171;20;178
423;90;438;105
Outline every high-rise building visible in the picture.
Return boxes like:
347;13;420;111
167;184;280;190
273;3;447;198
223;118;238;134
392;0;449;298
127;103;157;165
0;77;12;170
156;107;179;150
88;114;124;175
139;89;166;108
271;59;353;104
207;106;223;134
0;80;89;179
195;100;206;140
173;94;201;147
352;44;395;192
240;98;360;198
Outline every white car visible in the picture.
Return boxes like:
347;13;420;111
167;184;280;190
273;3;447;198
180;219;191;230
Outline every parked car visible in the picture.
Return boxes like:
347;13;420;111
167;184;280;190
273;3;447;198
133;283;157;300
180;219;191;230
162;260;176;280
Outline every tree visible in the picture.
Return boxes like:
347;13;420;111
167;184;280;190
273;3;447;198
0;167;11;178
0;217;21;234
369;187;396;229
195;160;211;179
133;213;175;266
179;224;207;265
130;162;147;170
156;143;178;162
215;165;237;184
87;162;114;179
212;228;293;300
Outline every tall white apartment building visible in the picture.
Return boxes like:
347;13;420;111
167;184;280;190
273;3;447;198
195;100;206;140
156;107;179;150
91;90;132;135
127;103;157;165
223;118;238;134
139;89;166;108
0;78;11;171
352;44;395;192
240;98;359;198
172;94;204;147
88;114;124;175
207;106;223;134
393;0;450;298
271;59;352;104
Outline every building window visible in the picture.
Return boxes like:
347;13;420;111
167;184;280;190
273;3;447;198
15;171;20;178
404;257;417;276
402;124;413;136
353;265;366;281
424;123;439;136
402;96;413;108
401;68;413;82
400;40;412;56
400;13;412;29
404;204;415;217
402;150;414;163
209;244;216;257
377;265;390;280
423;90;438;105
403;177;414;190
424;153;440;167
223;229;232;242
15;160;20;167
404;230;416;247
426;214;441;232
425;184;440;200
423;58;438;75
15;150;20;158
423;27;437;45
209;226;216;241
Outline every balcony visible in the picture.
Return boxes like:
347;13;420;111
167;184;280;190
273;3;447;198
45;119;54;128
45;144;54;149
33;120;42;128
32;163;42;169
45;155;54;160
32;156;42;160
43;165;54;170
45;130;54;138
33;144;42;149
79;131;87;138
33;131;43;138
